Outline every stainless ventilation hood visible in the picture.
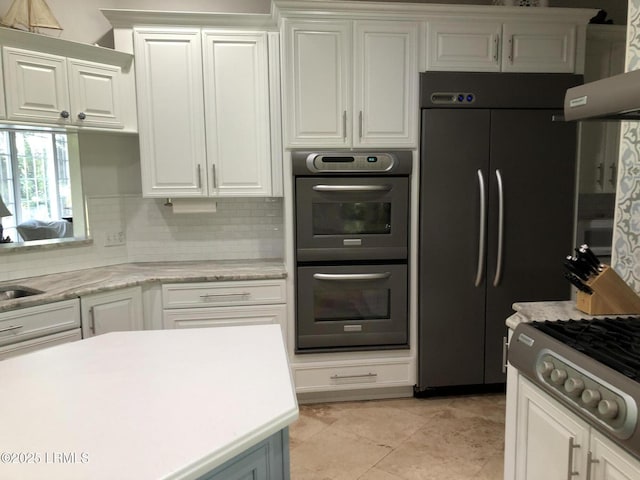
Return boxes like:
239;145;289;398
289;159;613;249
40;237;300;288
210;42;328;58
564;68;640;121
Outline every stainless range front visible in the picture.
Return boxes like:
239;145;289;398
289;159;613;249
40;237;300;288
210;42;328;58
509;318;640;458
292;151;411;353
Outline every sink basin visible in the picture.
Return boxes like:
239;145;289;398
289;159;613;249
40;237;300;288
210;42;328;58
0;286;44;301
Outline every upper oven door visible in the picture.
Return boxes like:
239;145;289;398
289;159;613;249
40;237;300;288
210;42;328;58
295;176;409;261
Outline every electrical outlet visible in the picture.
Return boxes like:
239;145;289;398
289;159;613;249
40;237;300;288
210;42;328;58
104;230;126;247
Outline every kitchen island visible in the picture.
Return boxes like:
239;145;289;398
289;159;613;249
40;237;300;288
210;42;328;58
0;324;298;480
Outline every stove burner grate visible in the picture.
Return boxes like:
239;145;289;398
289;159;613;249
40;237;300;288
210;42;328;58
531;317;640;381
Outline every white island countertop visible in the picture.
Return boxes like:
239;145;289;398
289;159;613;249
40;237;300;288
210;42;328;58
0;325;298;480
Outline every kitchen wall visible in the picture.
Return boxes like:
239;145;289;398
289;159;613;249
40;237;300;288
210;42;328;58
612;0;640;291
0;133;284;282
0;0;627;282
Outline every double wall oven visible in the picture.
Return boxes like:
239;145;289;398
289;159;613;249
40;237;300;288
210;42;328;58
292;151;412;353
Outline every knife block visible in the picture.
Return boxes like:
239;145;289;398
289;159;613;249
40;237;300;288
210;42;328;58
575;265;640;315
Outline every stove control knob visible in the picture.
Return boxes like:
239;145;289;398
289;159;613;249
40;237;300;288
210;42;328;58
537;360;555;378
581;389;602;408
597;399;619;419
564;378;585;397
550;369;568;386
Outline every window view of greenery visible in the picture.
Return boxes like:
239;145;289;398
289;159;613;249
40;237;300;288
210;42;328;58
0;130;73;243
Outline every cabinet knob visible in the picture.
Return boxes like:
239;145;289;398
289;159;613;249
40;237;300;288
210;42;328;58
77;112;86;120
60;110;70;119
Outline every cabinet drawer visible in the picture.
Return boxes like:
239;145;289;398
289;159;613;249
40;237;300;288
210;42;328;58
0;328;82;361
0;299;81;347
292;360;412;393
163;304;286;329
162;280;286;308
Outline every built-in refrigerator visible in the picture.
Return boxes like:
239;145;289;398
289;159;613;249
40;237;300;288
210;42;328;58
417;72;581;392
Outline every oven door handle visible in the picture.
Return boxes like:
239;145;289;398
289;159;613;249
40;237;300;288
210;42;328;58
313;273;391;281
312;185;391;192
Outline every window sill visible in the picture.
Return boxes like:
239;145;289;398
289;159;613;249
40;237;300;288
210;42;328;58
0;237;93;254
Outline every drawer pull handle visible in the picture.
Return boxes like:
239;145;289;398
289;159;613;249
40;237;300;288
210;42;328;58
89;307;96;334
0;324;23;334
199;293;251;300
330;372;377;380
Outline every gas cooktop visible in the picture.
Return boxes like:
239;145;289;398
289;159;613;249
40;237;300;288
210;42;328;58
509;317;640;459
530;317;640;381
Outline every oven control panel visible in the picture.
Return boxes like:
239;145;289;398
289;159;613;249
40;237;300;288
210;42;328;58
307;153;395;172
536;352;637;439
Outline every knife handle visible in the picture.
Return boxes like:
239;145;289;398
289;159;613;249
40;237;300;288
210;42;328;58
563;259;589;281
579;244;602;270
564;272;593;295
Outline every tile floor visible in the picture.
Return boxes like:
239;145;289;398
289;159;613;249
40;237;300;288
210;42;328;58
289;393;506;480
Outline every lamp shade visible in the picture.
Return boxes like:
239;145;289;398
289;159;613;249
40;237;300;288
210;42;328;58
0;196;12;218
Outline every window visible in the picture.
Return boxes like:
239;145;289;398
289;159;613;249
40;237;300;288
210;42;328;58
0;129;73;242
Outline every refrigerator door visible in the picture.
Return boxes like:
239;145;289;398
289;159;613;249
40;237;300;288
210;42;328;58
418;109;490;388
484;109;576;384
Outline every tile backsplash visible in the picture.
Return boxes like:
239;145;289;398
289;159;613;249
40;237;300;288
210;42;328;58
0;195;284;282
612;0;640;292
124;195;283;262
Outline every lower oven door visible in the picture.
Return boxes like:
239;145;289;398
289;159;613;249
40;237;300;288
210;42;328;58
296;264;408;352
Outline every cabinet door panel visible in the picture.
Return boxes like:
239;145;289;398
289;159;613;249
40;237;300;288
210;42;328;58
133;29;206;197
590;431;640;480
67;59;123;129
203;32;271;196
425;21;501;72
502;23;576;73
81;287;143;338
3;47;69;124
515;378;589;480
354;21;418;147
283;20;351;147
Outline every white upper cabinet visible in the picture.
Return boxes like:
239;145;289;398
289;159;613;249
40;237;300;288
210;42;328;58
502;22;576;73
282;19;418;148
283;20;351;147
426;21;502;72
203;32;272;196
3;47;129;129
3;48;69;124
579;25;626;194
134;28;206;197
134;27;275;198
67;59;124;129
354;21;418;147
426;20;577;73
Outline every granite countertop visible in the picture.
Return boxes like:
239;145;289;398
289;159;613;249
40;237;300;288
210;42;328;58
0;325;298;480
0;260;287;312
506;300;599;329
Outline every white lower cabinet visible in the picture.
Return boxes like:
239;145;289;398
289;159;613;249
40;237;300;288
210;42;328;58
514;376;640;480
162;279;287;344
80;287;143;338
0;299;81;360
292;360;412;393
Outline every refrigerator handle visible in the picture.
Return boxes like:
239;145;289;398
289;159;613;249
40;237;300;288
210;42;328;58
474;169;487;287
493;169;505;287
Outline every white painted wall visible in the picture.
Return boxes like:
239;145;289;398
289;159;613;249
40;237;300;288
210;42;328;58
0;0;626;45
